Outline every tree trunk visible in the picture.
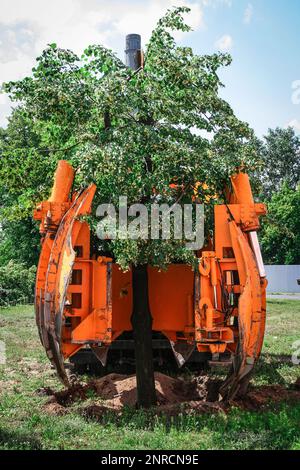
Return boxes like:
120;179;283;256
131;264;157;408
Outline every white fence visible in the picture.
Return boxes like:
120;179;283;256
265;265;300;293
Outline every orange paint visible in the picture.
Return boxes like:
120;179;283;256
34;162;267;394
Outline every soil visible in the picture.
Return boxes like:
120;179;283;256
43;401;67;416
42;373;300;417
47;372;214;408
232;383;300;411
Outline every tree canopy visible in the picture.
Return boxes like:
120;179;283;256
1;6;259;270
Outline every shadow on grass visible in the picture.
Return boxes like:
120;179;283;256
255;354;297;386
0;428;42;450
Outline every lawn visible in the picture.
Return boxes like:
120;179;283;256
0;300;299;450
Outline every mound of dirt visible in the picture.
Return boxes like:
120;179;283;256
42;372;300;417
42;372;219;409
43;401;67;416
50;372;212;410
93;372;203;408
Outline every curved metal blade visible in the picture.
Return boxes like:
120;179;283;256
220;221;266;401
37;185;96;386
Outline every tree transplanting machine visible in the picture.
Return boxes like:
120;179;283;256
34;160;267;400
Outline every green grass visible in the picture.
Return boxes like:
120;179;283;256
0;301;300;450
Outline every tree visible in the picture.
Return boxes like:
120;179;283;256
0;116;40;303
0;109;47;270
2;7;258;407
259;127;300;200
0;109;58;221
0;261;36;306
260;183;300;265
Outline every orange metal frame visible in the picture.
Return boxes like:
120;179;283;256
34;161;267;398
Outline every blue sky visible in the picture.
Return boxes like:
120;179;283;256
193;0;300;136
0;0;299;137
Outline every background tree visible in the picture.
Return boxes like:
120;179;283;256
1;7;259;407
258;127;300;200
0;112;41;303
249;127;300;264
260;183;300;265
0;108;54;268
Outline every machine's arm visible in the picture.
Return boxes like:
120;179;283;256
34;161;96;385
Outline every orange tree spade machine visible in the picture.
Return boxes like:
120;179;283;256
34;159;267;401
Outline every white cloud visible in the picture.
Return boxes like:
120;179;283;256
0;0;78;25
215;34;233;51
286;119;300;133
113;0;204;44
0;0;205;127
0;92;12;127
244;3;254;24
0;94;7;105
0;55;35;83
291;80;300;105
0;1;204;57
